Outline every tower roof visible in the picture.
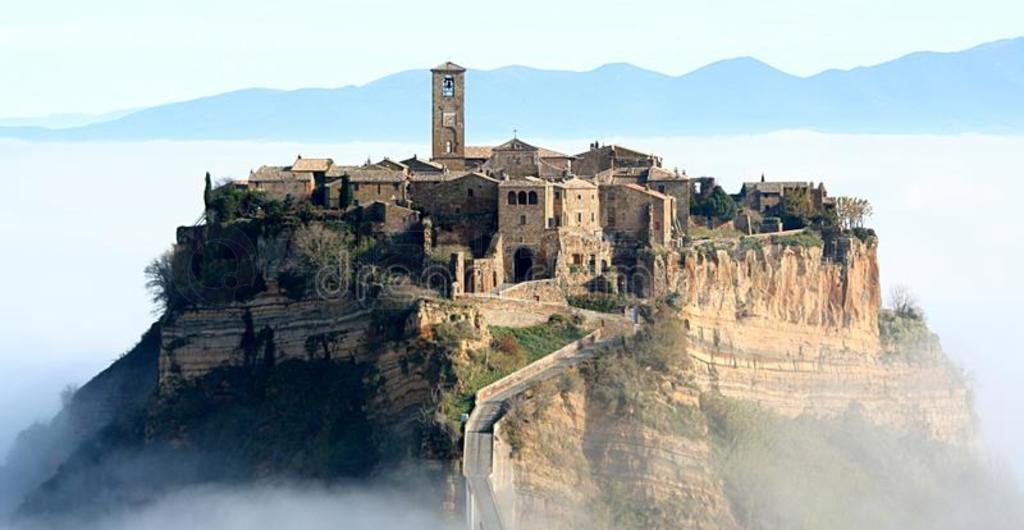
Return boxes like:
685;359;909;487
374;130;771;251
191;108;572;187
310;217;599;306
432;61;466;73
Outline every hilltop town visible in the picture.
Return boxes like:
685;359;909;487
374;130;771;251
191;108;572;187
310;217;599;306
201;61;856;305
4;61;977;530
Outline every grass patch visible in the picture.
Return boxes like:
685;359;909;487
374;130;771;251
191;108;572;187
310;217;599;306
438;316;586;426
773;230;824;248
490;315;587;363
689;226;744;240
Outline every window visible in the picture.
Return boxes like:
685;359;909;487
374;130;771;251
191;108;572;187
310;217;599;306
591;212;595;222
518;191;527;204
528;191;538;204
394;183;400;190
658;185;666;193
442;75;455;98
376;184;382;194
520;215;527;225
573;254;583;265
467;188;474;197
507;191;517;205
445;141;453;154
577;194;582;200
554;191;561;199
576;212;582;224
353;183;360;191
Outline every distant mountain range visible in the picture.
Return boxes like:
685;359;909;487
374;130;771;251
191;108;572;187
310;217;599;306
2;37;1022;142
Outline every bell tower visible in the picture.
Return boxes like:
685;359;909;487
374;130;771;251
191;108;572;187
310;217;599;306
431;61;466;169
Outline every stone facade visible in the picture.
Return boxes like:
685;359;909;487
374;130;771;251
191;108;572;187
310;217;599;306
248;166;315;201
408;171;499;222
573;142;662;176
431;62;466;169
600;183;675;246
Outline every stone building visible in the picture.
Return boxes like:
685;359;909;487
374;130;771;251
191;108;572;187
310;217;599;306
737;180;834;213
431;62;467;170
357;201;421;235
408;171;499;222
229;60;711;299
573;143;662;176
248;166;314;201
600;183;675;246
324;165;407;207
401;155;445;174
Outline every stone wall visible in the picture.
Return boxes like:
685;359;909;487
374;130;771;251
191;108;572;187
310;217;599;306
408;172;499;222
498;279;567;304
352;180;405;207
599;184;674;245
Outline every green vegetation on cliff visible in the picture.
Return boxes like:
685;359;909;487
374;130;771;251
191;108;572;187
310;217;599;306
437;315;586;429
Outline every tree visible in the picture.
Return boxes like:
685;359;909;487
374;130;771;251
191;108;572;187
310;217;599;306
835;196;873;230
888;284;925;321
145;248;177;313
691;185;737;221
339;174;354;209
777;187;817;229
203;172;213;210
60;384;79;408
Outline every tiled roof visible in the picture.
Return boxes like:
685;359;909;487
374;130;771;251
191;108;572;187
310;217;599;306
493;138;539;152
574;144;653;159
539;147;571;159
741;181;815;194
432;61;466;72
370;158;409;171
250;166;308;182
452;171;501;184
326;164;361;178
344;169;406;183
555;176;596;189
618;182;672;201
291;157;333;172
401;156;445;171
498;176;547;187
464;146;494;159
645;167;685;181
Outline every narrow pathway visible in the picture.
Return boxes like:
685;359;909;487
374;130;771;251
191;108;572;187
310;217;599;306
463;315;636;530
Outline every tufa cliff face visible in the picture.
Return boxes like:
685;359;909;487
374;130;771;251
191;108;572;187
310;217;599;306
494;238;975;529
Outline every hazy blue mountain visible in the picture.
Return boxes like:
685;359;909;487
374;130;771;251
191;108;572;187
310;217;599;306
1;37;1021;142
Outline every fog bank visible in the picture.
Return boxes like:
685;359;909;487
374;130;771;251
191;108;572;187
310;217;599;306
1;483;456;530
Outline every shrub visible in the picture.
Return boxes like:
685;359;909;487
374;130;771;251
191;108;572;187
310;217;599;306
774;230;824;248
568;293;628;313
691;185;737;221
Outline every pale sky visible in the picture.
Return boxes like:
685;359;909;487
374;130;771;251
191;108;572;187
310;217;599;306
0;0;1021;117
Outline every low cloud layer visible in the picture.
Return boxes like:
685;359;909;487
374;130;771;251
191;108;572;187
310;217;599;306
2;483;458;530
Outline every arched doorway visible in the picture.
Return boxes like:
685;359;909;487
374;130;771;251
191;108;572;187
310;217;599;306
514;248;534;282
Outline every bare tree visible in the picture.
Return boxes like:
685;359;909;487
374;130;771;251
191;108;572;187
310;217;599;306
293;224;351;271
835;196;874;229
145;248;176;313
889;284;924;321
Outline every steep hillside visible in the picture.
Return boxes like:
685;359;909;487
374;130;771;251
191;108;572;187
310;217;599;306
489;239;980;529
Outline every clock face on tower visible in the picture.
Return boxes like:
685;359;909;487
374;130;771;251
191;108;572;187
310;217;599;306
443;112;456;128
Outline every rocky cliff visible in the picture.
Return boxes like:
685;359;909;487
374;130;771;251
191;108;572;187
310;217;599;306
492;237;976;529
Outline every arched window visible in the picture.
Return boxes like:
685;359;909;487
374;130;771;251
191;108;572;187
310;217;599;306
517;191;527;204
507;191;517;205
443;74;455;98
528;191;538;204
